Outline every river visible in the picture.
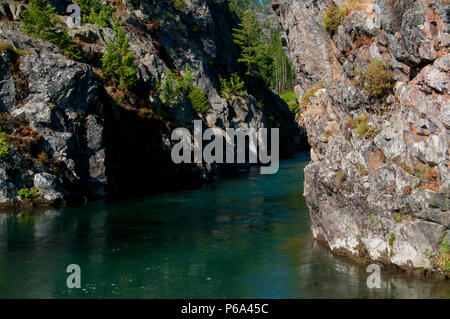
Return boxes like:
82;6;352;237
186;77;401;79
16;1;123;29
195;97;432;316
0;152;449;298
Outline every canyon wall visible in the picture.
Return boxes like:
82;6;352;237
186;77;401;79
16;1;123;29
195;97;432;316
273;0;449;277
0;0;304;207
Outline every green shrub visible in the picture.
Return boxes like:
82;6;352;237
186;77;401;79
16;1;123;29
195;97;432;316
219;73;247;101
21;0;82;61
389;232;396;247
188;87;210;114
172;0;187;12
101;23;138;91
38;151;49;163
18;188;38;199
402;186;412;196
353;114;377;138
358;165;368;175
76;0;116;27
159;65;210;114
394;212;408;223
431;241;449;272
334;171;347;183
0;131;9;157
159;66;194;106
415;165;441;191
45;30;83;61
300;82;324;108
21;0;56;37
323;5;346;32
323;1;363;32
280;91;299;112
399;162;414;175
415;165;440;181
323;129;333;139
357;59;394;96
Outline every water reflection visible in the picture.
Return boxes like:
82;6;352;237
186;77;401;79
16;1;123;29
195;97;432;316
0;154;449;298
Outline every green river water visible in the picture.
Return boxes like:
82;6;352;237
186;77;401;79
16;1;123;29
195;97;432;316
0;152;449;298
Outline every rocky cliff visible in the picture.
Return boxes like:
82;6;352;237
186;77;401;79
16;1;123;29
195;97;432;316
0;0;304;208
273;0;449;277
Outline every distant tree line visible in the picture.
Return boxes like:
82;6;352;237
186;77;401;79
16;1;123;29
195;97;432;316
229;0;296;95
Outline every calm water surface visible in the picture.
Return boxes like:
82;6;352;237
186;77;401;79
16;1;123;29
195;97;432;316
0;153;449;298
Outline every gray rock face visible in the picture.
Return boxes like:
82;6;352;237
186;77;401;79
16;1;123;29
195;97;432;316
0;45;105;206
273;0;449;276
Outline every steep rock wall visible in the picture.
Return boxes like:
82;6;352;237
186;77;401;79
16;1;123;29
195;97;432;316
273;0;449;277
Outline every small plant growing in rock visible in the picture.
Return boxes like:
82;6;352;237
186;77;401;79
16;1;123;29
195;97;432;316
368;213;380;230
431;241;450;273
354;114;377;138
220;73;247;101
18;188;38;199
358;165;368;175
188;87;210;114
394;213;407;223
415;165;440;181
0;130;9;157
38;151;49;163
389;232;396;247
300;82;324;109
402;186;412;196
0;42;31;56
357;59;394;97
323;5;346;32
399;162;414;175
344;118;355;129
101;23;138;91
334;171;347;184
389;232;396;256
172;0;187;12
324;129;334;139
415;165;441;191
323;0;363;32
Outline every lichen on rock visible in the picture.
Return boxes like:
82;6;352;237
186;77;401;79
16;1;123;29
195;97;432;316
272;0;449;277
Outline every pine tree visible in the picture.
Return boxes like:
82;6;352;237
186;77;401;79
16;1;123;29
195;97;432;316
229;0;251;18
220;73;247;101
21;0;57;37
76;0;116;27
101;23;138;91
21;0;82;61
188;87;210;114
232;9;265;75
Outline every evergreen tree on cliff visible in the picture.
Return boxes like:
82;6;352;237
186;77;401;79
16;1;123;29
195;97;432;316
232;9;265;75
